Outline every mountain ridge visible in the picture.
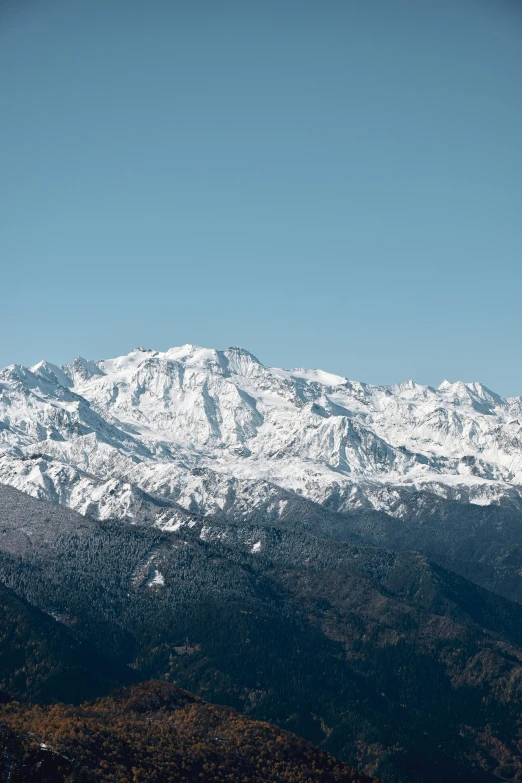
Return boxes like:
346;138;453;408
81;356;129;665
0;343;521;529
2;343;522;603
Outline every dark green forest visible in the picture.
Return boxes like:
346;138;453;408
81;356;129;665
0;486;521;781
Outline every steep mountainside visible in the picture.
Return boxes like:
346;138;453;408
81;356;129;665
329;500;522;604
0;579;130;704
1;486;521;782
1;345;522;530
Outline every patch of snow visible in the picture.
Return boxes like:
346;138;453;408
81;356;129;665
147;569;165;587
159;517;185;532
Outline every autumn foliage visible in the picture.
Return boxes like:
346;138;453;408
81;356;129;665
0;681;376;783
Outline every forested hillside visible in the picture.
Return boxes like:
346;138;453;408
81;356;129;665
0;486;521;781
0;681;375;783
0;580;130;703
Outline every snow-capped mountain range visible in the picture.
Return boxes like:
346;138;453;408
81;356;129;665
1;344;522;528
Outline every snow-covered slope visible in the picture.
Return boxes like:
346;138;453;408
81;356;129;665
1;344;522;526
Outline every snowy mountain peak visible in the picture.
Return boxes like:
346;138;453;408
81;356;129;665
64;356;106;382
31;360;73;388
0;343;520;527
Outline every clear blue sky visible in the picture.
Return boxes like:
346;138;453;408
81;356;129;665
1;0;521;394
